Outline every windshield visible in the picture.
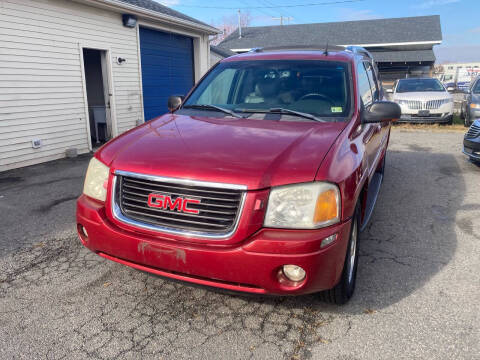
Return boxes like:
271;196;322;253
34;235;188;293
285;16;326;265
473;81;480;94
396;78;445;93
183;60;351;120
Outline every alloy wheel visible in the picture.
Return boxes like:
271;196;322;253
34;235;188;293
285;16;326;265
347;217;358;284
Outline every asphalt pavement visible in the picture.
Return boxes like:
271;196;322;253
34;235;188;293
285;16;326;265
0;129;479;359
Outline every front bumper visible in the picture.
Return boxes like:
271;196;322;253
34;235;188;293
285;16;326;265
397;103;453;123
468;108;480;120
463;137;480;161
398;113;453;124
77;195;352;295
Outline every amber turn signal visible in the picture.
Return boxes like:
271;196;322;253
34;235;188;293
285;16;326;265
314;189;339;224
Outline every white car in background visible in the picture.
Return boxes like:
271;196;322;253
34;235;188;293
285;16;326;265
391;78;454;124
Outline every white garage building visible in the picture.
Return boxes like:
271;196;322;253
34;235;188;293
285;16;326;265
0;0;218;171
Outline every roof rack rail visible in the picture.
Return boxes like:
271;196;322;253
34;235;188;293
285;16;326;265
345;46;373;59
248;45;347;53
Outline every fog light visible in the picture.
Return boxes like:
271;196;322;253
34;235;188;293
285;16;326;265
282;265;306;282
321;234;336;248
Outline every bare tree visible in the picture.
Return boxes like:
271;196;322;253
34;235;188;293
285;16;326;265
434;64;444;74
210;11;252;46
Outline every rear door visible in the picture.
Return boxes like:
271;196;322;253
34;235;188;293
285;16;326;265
139;27;194;121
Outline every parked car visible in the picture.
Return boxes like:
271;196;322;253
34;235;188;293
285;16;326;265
439;68;473;92
76;46;400;304
460;76;480;127
463;120;480;162
391;78;454;124
438;73;455;92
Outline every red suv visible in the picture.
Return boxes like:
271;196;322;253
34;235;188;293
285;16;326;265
77;46;400;304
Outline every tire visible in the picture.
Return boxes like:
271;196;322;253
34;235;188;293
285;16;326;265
446;115;453;126
376;153;386;176
464;111;471;127
319;203;360;305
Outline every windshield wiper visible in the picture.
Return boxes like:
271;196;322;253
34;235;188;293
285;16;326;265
268;108;325;122
183;104;244;118
235;108;325;122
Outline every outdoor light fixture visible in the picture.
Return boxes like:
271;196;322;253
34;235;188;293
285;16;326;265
122;14;137;28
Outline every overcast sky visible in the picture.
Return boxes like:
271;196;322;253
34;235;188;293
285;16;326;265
158;0;480;63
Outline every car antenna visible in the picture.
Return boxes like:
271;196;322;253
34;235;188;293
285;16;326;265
324;42;329;56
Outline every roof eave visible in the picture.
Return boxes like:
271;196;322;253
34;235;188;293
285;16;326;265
339;40;442;47
77;0;220;35
227;41;442;54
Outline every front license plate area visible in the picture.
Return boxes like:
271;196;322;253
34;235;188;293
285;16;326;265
418;110;430;116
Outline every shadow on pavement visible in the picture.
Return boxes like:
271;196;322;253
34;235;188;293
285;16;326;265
0;147;471;359
229;148;465;314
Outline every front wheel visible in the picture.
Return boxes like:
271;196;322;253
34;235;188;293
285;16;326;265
464;112;471;127
319;204;360;304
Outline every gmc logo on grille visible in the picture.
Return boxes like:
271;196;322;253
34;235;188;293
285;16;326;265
147;193;201;214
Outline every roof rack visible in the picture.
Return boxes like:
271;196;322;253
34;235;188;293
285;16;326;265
248;45;347;53
345;46;373;59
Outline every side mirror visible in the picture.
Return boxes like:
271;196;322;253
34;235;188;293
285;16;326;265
167;95;184;112
386;88;393;94
363;101;401;123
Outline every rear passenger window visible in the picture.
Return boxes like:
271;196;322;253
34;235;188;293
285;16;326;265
357;62;373;106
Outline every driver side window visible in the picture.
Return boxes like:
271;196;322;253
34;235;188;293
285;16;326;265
365;62;380;101
357;62;373;106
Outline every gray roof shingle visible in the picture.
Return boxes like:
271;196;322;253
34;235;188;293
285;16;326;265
118;0;213;29
219;16;442;50
210;45;236;58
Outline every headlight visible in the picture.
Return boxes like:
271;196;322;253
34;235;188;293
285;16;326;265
443;98;453;104
471;103;480;109
83;157;110;202
264;182;340;229
396;100;408;105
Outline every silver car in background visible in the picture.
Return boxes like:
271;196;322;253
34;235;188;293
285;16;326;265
391;78;454;124
460;76;480;127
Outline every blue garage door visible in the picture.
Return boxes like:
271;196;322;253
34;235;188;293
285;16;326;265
139;27;194;121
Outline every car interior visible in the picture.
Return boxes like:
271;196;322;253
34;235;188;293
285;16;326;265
190;62;349;117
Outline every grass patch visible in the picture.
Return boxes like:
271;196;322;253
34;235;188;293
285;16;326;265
453;114;464;126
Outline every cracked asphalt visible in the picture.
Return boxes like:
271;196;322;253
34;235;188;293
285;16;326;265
0;129;479;359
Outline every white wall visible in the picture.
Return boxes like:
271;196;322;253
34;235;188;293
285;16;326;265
0;0;211;171
210;52;223;68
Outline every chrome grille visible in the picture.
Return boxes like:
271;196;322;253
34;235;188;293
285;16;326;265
406;100;422;110
405;99;446;110
425;99;444;110
113;172;245;237
465;123;480;138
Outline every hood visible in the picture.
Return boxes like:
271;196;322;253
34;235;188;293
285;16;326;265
394;91;452;101
98;114;346;190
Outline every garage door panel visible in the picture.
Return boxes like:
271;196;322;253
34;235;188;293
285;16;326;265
139;27;194;121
